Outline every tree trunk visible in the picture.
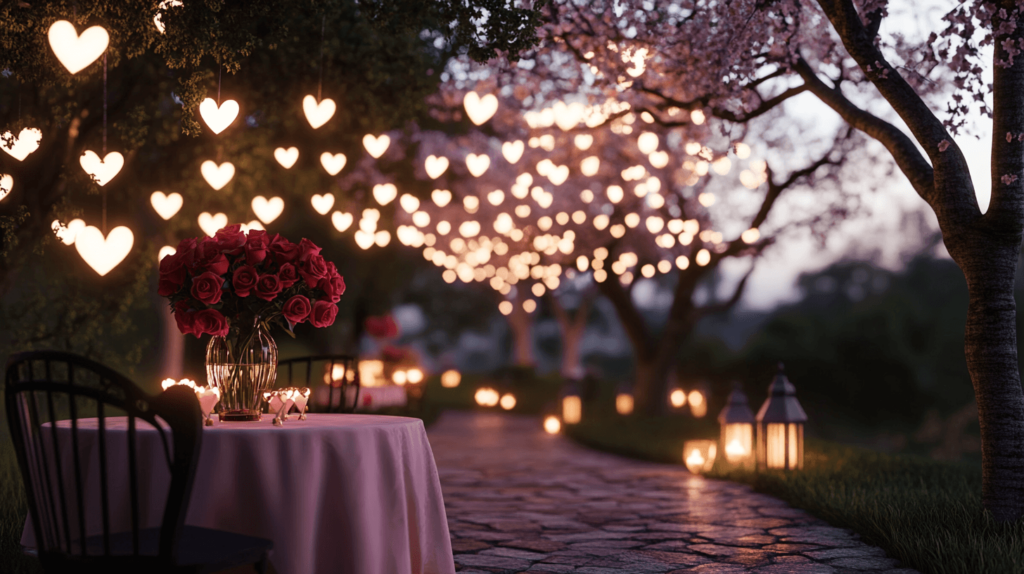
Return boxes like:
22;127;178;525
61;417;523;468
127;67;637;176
549;290;594;378
506;289;535;367
954;239;1024;521
159;299;185;380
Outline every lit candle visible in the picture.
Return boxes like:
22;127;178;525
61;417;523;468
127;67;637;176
293;387;311;420
685;448;706;473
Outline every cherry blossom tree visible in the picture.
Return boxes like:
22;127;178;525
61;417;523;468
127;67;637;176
525;0;1024;519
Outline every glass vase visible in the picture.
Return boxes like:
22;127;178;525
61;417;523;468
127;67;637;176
206;319;278;421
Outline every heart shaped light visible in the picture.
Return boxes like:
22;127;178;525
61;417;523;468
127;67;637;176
80;151;124;186
52;218;86;246
373;183;397;206
1;128;42;161
548;165;570;186
75;225;133;276
251;196;284;224
320;152;347;176
399;194;420;214
432;189;452;208
354;230;375;250
153;0;183;34
240;220;265;234
198;212;228;237
331;211;353;232
425;155;449;179
502;140;524;164
198;98;239;134
487;189;504;206
48;21;108;75
575;134;594;150
649;151;669;169
150;191;183;220
158;245;176;262
311;193;335;215
363;134;390;159
274;147;299;169
200;161;234;190
303;95;336;129
637;132;659;154
463;92;498;125
0;174;12;201
466;154;490;177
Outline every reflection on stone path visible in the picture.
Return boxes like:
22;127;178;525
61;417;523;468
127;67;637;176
427;411;916;574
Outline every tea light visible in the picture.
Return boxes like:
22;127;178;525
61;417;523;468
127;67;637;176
161;378;197;391
265;388;298;426
161;379;219;426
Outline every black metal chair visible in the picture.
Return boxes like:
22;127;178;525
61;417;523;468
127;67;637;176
5;351;272;574
276;354;360;413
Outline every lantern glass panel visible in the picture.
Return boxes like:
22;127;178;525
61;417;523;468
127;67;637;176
683;439;717;474
723;423;753;462
788;423;800;468
562;395;582;424
765;423;787;468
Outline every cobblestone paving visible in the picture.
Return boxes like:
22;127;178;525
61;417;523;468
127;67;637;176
427;411;916;574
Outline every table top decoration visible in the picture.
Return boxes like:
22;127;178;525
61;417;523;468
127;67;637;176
159;225;345;421
162;377;222;426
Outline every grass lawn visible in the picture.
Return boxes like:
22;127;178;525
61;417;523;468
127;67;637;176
566;413;1024;574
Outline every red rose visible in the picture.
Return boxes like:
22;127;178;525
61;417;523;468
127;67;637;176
232;265;259;297
173;237;198;267
309;299;338;328
158;240;196;296
193;239;228;275
282;295;312;325
245;230;269;266
192;309;230;337
317;266;346;303
190;271;224;305
278;263;299;288
173;300;194;336
268;234;301;264
254;273;283;301
297;238;322;263
299;253;329;287
215;224;247;255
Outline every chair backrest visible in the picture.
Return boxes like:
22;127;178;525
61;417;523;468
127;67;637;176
276;354;360;413
4;351;203;565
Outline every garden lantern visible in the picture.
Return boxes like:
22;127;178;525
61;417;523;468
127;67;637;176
756;364;807;470
683;439;717;474
615;384;634;415
561;382;582;424
717;383;755;466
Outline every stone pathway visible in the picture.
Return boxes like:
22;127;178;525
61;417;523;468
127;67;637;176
427;411;916;574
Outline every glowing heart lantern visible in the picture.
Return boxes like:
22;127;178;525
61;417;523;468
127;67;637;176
331;211;353;232
465;154;490;177
75;225;134;276
501;140;524;164
201;161;235;190
274;147;299;169
52;218;86;245
251;196;284;224
79;151;124;186
320;153;347;176
198;98;239;134
399;194;420;214
432;189;452;208
1;128;42;161
425;155;449;179
463;91;498;125
160;227;344;422
311;194;335;215
48;20;109;74
0;174;12;201
362;134;390;159
198;212;228;237
373;183;397;206
303;95;336;129
150;191;183;220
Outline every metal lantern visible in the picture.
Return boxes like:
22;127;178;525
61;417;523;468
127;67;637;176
561;381;582;424
717;383;755;466
615;383;634;415
756;363;807;470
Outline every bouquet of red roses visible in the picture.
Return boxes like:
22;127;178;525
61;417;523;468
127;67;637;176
159;225;345;338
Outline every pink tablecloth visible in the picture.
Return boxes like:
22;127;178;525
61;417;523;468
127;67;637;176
22;414;455;574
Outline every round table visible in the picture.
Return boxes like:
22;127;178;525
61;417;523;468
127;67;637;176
21;414;456;574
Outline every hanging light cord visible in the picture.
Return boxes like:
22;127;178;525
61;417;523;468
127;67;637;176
318;14;326;102
102;53;107;234
218;64;222;105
